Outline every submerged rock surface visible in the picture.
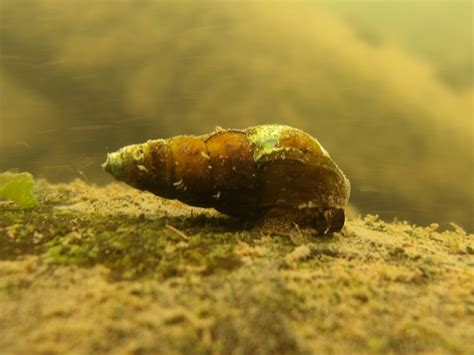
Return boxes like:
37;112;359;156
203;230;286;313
0;180;472;354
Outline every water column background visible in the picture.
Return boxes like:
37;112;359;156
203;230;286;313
0;0;472;230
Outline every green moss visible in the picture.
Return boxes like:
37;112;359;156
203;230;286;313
0;206;247;280
42;241;98;266
366;337;388;352
0;172;38;208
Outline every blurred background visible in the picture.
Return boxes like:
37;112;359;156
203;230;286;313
0;0;472;230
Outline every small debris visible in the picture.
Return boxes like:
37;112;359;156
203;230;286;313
165;224;190;241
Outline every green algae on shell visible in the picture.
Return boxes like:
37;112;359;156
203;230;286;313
103;125;350;234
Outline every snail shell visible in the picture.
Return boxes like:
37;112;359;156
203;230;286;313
103;125;350;234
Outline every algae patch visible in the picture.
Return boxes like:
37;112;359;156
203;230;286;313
0;172;38;208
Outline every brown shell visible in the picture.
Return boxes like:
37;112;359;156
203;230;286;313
103;125;350;234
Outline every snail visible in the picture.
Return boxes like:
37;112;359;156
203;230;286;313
103;124;350;235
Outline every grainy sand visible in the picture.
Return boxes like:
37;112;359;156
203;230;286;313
1;180;473;354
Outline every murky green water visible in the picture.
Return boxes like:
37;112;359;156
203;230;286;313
1;0;472;231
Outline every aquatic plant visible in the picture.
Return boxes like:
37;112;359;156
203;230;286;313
0;171;38;208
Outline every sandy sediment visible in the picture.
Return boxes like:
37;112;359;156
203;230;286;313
0;180;473;354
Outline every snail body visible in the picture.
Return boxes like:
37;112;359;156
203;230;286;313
103;125;350;234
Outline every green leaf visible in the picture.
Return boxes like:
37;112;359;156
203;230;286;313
0;172;38;208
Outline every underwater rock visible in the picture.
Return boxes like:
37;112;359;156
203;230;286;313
103;125;350;234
